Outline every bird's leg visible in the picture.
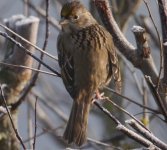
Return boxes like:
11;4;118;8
92;90;104;103
95;90;104;99
92;90;105;108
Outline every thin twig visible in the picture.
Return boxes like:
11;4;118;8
104;96;151;133
142;78;149;127
35;0;50;79
33;97;38;150
28;95;66;147
0;84;26;149
93;101;120;124
93;100;159;149
87;137;122;150
0;61;57;76
104;86;159;114
27;103;33;149
145;75;167;121
23;125;64;144
118;51;143;95
143;0;163;90
0;23;58;61
16;0;51;109
0;31;61;77
158;0;167;86
134;111;165;123
38;95;68;122
127;119;167;150
23;0;61;30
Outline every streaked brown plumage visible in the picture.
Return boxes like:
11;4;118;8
57;0;121;146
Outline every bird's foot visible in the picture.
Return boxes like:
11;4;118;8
92;90;105;104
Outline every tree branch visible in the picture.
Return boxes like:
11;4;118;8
0;31;61;77
94;101;160;149
93;0;158;83
158;0;167;91
127;119;167;150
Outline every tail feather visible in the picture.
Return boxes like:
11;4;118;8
63;101;90;146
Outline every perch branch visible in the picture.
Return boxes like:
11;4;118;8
93;101;159;149
104;96;150;132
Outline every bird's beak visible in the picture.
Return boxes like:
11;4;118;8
59;18;69;26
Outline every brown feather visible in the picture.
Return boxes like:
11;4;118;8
57;1;121;146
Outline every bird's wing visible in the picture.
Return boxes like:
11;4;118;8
57;33;75;98
108;46;122;93
104;28;122;93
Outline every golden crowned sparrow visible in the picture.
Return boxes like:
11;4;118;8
57;0;121;146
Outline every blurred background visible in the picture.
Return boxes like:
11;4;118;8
0;0;166;150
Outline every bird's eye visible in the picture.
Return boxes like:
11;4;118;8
73;15;79;20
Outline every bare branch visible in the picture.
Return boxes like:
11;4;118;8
93;101;159;149
104;96;150;133
127;119;167;150
18;0;50;110
0;23;58;61
142;78;149;127
0;61;57;76
104;86;159;114
23;125;64;144
145;75;167;120
0;31;61;77
143;0;163;91
33;97;38;150
22;0;61;30
158;0;167;90
28;95;66;148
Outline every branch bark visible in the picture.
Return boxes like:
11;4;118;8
94;101;160;149
158;0;167;104
127;119;167;150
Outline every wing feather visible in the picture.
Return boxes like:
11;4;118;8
57;34;75;97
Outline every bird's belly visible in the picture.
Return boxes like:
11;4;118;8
74;47;109;90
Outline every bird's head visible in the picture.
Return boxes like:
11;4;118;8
60;1;96;32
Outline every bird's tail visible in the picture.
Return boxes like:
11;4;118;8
63;100;90;146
